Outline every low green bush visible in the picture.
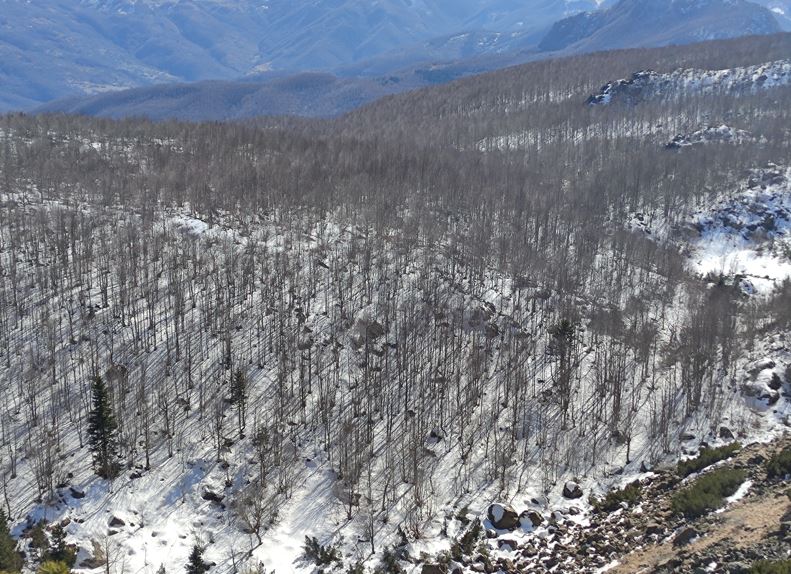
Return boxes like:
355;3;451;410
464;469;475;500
749;560;791;574
378;547;404;574
592;481;642;513
37;562;70;574
303;536;341;566
671;467;747;519
677;443;741;477
766;447;791;479
451;520;481;560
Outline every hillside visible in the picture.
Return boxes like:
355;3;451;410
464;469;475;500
1;32;791;574
34;59;527;121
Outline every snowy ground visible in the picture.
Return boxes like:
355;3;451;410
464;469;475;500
2;122;791;574
1;200;788;574
690;165;791;294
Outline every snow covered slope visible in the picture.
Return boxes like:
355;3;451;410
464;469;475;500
3;35;791;574
690;166;791;294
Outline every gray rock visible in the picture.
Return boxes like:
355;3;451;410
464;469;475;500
673;526;700;547
719;427;735;440
69;487;86;499
201;486;225;504
562;481;583;499
487;503;520;530
520;509;544;528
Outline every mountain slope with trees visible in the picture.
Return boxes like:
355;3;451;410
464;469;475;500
0;32;790;574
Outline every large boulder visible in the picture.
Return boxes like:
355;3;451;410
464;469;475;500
487;503;520;530
673;526;700;547
201;486;225;504
355;318;386;341
748;358;775;377
562;481;583;500
69;487;86;499
530;495;549;508
520;509;544;528
719;427;735;440
742;381;780;405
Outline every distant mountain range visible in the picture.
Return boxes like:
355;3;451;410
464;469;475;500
0;0;598;112
8;0;787;119
539;0;783;52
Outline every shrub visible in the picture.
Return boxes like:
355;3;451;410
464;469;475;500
186;545;209;574
0;510;22;573
46;525;76;567
451;520;481;560
749;560;791;574
454;505;470;526
38;562;70;574
592;481;642;513
303;536;341;567
677;443;741;477
29;521;48;555
378;547;403;574
671;468;747;519
766;447;791;479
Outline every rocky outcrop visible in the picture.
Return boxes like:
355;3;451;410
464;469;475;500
419;439;791;574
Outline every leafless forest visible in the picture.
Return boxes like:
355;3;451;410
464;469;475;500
0;33;790;573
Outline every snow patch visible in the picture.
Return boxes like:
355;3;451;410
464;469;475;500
690;166;791;294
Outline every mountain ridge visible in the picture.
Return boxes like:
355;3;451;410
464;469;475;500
539;0;782;52
0;0;593;111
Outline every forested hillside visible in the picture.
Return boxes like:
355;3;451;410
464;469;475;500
0;33;790;574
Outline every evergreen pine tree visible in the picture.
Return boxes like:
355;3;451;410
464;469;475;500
87;376;119;479
29;521;47;558
0;508;22;572
185;545;208;574
46;525;75;567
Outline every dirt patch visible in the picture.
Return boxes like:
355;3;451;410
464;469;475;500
612;439;791;573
